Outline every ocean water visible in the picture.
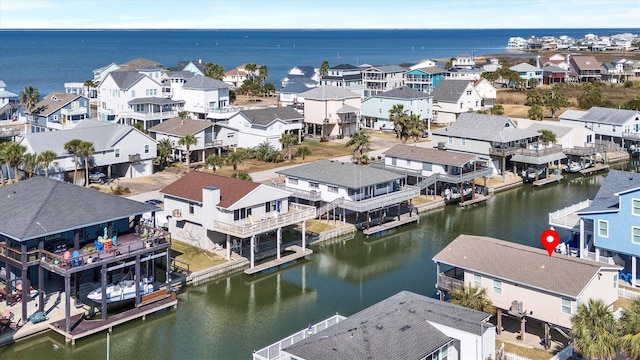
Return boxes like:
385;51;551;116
0;28;637;95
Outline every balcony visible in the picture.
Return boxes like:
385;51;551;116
489;146;519;157
548;199;592;230
61;107;88;116
623;132;640;141
437;272;464;292
437;167;493;183
119;110;178;121
212;203;317;238
0;128;20;138
268;182;322;201
340;186;420;213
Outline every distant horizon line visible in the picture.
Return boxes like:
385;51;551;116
1;27;639;31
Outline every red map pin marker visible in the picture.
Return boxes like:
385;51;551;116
541;229;560;256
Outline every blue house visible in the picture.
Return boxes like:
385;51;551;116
29;92;90;132
577;170;640;287
405;67;445;94
361;86;433;131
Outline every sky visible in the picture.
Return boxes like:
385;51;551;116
1;0;639;30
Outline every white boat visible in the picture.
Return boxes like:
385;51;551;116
443;186;472;203
87;277;154;303
564;160;593;173
521;167;546;182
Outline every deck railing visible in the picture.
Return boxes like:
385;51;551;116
548;199;592;229
437;273;464;292
268;182;322;201
339;186;420;212
212;204;317;238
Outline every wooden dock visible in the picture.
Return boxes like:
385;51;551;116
49;293;177;345
362;214;419;237
459;195;488;207
533;174;564;187
244;245;313;275
580;164;609;175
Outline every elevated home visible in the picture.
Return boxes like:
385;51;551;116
147;117;237;164
222;63;260;89
559;107;640;150
516;119;597;162
434;234;620;342
170;74;230;120
275;160;419;228
20;120;156;180
404;66;445;94
174;60;207;76
361;65;406;98
430;80;482;125
98;71;163;122
568;56;601;83
0;80;18;122
361;86;432;131
509;63;543;87
445;67;482;81
0;177;170;332
160;172;316;268
300;86;361;139
227;107;304;150
473;78;496;108
280;65;318;88
431;113;542;175
319;64;364;97
123;97;183;130
279;80;315;107
542;65;568;84
409;59;439;69
255;291;495;360
28;92;90;132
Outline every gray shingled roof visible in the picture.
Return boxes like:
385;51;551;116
237;107;303;126
510;63;542;72
276;160;402;189
413;66;445;75
518;122;573;139
0;177;157;241
331;64;359;70
301;86;361;100
543;65;569;73
378;86;430;100
431;80;471;103
580;107;640;126
578;170;640;214
433;234;619;298
108;71;147;90
148;117;213;136
365;65;406;73
32;92;82;117
432;113;539;143
284;291;490;360
384;144;476;167
183;75;229;90
280;80;314;93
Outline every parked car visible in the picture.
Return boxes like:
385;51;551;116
89;172;107;184
144;199;163;206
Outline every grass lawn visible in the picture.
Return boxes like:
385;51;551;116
171;240;226;272
498;341;555;360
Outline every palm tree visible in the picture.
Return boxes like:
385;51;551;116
19;85;39;124
619;298;640;359
37;150;57;178
204;154;224;173
157;138;174;168
258;65;268;87
78;141;95;186
204;62;225;80
4;142;26;183
64;139;83;184
319;60;330;78
22;153;38;178
244;63;257;82
225;151;245;171
528;103;544;121
0;143;6;185
537;129;557;146
178;134;198;172
345;129;370;165
296;145;311;163
405;114;427;142
83;79;96;99
279;132;298;161
178;110;190;121
449;285;494;314
231;171;252;181
389;104;408;142
571;298;617;360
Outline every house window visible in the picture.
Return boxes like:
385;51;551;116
233;207;251;221
376;183;387;190
633;199;640;216
459;102;463;109
227;132;235;138
115;149;120;158
473;273;482;287
144;144;149;154
189;204;194;215
466;90;472;95
391;157;397;166
633;227;640;244
561;297;571;315
493;279;502;295
289;178;298;185
598;220;609;238
406;159;411;165
461;138;467;146
422;163;432;171
131;90;135;97
447;137;453;145
135;104;144;112
309;181;319;189
328;185;338;193
614;273;618;289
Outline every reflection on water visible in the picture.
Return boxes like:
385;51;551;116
0;168;626;359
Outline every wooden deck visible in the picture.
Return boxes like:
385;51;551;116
362;214;419;237
580;164;609;175
244;245;313;275
459;195;488;207
533;174;564;187
48;293;177;345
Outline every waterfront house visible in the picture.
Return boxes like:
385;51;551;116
174;60;207;76
542;65;568;84
275;160;419;228
254;291;495;360
20;120;156;181
430;80;482;125
27;92;90;132
222;63;260;89
445;66;482;81
299;86;361;139
361;65;406;98
473;78;497;108
433;234;621;339
409;59;439;70
0;80;18;121
537;53;569;70
509;63;543;87
92;62;120;85
159;171;316;267
452;53;475;69
226;107;304;150
280;65;318;88
98;71;163;122
361;86;433;131
568;56;602;82
123;96;183;131
278;80;315;107
559;107;640;150
404;66;445;94
516;119;596;150
169;74;230;120
319;64;364;97
430;113;542;175
147;116;237;164
0;176;170;333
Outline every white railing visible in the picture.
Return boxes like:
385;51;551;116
118;110;178;121
253;314;346;360
583;251;615;265
503;352;532;360
213;203;317;238
619;287;640;299
548;199;592;228
61;107;88;116
548;345;575;360
340;186;420;212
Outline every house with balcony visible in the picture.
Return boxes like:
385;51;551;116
361;65;406;98
445;66;482;81
601;59;633;84
148;116;237;164
0;176;171;334
222;63;260;89
542;65;568;84
226;107;304;150
473;78;497;108
275;160;419;229
431;113;542;175
28;92;90;132
0;80;18;121
430;80;482;125
20;120;156;181
319;64;364;97
98;71;163;122
254;291;495;360
404;67;445;94
160;171;316;268
299;86;361;139
509;63;543;87
174;60;207;76
538;53;569;70
559;107;640;150
568;56;601;82
169;74;230;120
122;97;183;130
433;234;621;342
361;86;432;131
280;65;318;88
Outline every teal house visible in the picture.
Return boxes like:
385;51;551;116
404;67;445;94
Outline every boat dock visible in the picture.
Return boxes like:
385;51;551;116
49;291;177;345
580;164;609;175
362;214;419;237
244;245;312;275
459;195;488;207
533;174;564;187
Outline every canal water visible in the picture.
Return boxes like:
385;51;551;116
0;164;636;359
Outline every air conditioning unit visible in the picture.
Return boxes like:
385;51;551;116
172;209;182;218
511;300;523;314
437;142;446;150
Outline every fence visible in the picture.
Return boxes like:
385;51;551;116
619;287;640;299
549;345;575;360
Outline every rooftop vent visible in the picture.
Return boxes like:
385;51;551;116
375;324;383;330
400;325;411;332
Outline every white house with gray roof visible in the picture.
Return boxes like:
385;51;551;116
431;79;482;125
300;86;361;138
559;107;640;150
169;74;230;120
28;92;90;132
20;120;156;181
516;118;596;150
0;80;18;121
226;106;304;150
361;65;406;98
255;291;495;360
361;86;433;131
98;71;163;122
509;62;544;87
319;64;364;97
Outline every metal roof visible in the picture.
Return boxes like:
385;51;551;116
300;86;361;100
276;160;403;189
432;113;539;143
